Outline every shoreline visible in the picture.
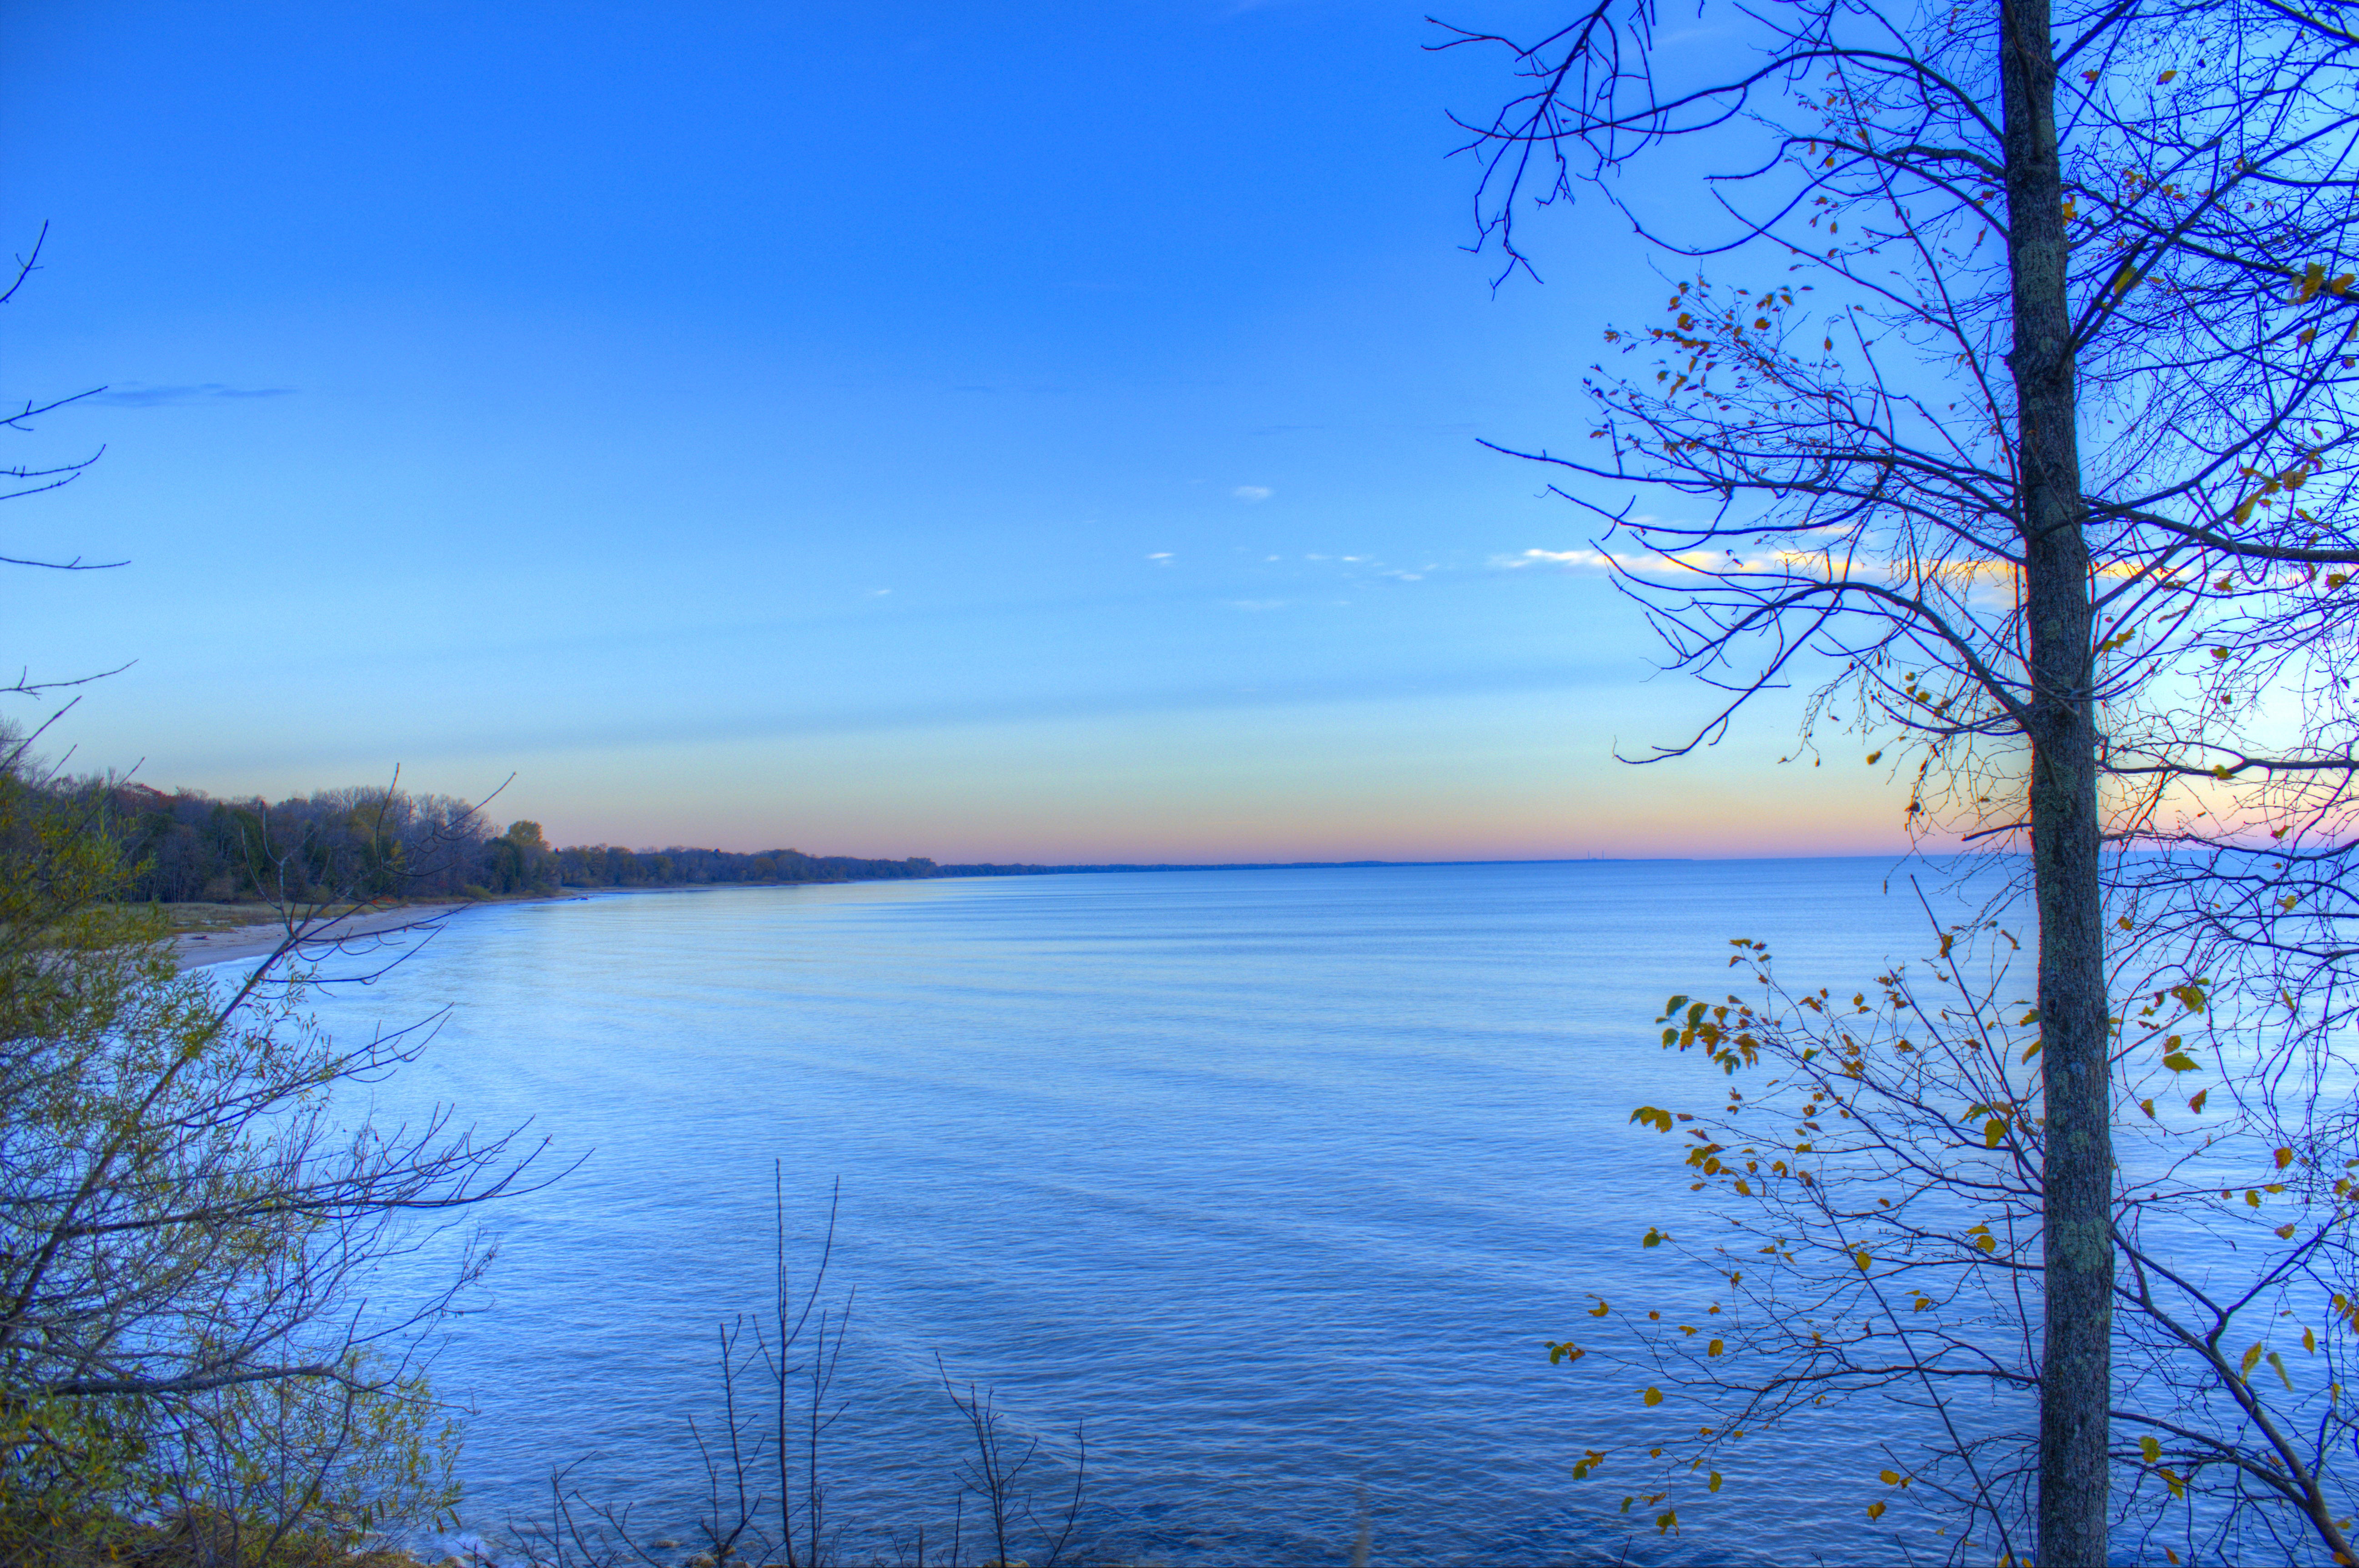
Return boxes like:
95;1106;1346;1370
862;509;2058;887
171;896;584;972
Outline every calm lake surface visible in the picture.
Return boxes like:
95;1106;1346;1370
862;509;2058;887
293;859;2002;1566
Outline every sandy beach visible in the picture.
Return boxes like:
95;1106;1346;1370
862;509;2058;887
172;902;478;972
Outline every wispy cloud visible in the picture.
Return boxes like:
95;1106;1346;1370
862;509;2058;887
1289;551;1440;584
1147;552;1175;567
1226;599;1287;611
1232;485;1273;502
93;383;296;407
1495;547;1612;572
1496;542;2049;596
307;660;1628;767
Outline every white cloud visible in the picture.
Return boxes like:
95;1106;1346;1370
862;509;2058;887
1147;552;1174;567
1232;485;1273;502
1495;547;1611;571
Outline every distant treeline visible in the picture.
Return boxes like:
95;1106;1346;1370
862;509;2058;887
94;781;937;904
83;779;1434;905
936;860;1401;874
553;843;937;890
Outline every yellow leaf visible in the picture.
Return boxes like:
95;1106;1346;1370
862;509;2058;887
2270;1352;2294;1390
2306;1327;2319;1353
1879;1469;1901;1485
2189;1089;2209;1114
1643;1227;1667;1247
1853;1250;1871;1272
1866;1501;1886;1521
1707;1338;1724;1357
2278;1147;2296;1170
2157;68;2178;82
1643;1386;1664;1407
1984;1118;2007;1147
2140;1435;2161;1464
1589;1297;1610;1318
2242;1342;2265;1377
2163;1051;2200;1072
1707;1472;1722;1493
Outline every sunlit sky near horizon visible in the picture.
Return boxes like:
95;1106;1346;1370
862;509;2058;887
3;1;1911;862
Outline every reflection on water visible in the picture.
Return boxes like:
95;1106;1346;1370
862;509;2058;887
297;859;1987;1565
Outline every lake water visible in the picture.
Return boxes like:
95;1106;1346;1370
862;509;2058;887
290;858;1999;1566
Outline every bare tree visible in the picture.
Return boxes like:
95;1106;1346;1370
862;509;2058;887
1;224;126;735
937;1357;1087;1568
508;1176;1090;1568
1442;0;2359;1557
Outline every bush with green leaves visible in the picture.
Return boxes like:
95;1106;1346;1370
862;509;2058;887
0;751;532;1565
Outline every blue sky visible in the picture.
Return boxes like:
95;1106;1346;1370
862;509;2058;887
2;1;1905;860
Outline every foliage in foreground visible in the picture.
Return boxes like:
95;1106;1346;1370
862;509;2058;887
1555;919;2359;1564
0;752;526;1565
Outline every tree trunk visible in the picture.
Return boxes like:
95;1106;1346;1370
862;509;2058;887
2001;0;2112;1559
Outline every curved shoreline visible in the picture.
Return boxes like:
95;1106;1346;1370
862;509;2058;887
173;900;483;972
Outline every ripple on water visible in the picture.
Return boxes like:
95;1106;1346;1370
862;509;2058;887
312;859;1988;1566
